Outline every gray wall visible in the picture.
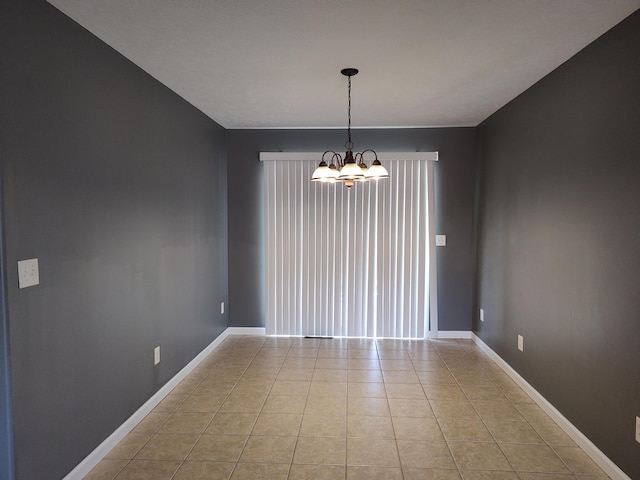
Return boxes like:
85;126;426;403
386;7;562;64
227;128;477;332
475;10;640;479
0;1;228;479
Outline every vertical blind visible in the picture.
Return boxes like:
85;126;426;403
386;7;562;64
264;156;434;338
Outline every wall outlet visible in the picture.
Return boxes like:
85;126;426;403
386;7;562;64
435;235;447;246
18;258;40;289
221;302;225;314
636;416;640;444
154;346;160;365
517;335;524;352
479;309;484;322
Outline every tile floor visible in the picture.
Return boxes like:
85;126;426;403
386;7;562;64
85;336;609;479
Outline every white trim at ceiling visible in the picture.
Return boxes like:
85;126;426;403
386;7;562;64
259;152;439;162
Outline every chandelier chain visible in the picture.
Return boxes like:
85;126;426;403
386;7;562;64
346;75;353;150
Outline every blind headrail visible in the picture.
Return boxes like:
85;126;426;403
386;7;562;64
259;152;438;162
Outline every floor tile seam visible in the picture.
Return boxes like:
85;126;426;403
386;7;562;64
475;377;580;467
116;458;183;480
433;423;465;477
140;409;176;437
197;345;263;401
297;433;345;439
104;457;131;480
195;369;253;418
427;402;467;478
482;412;550;441
216;419;260;478
166;441;199;480
193;395;233;434
121;427;165;464
240;354;286;434
117;455;184;479
545;444;609;478
380;361;416;478
290;456;347;467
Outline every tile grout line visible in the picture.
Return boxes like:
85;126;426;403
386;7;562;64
375;340;404;478
287;339;313;479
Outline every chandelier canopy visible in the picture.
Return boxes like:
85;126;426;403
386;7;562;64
311;68;389;189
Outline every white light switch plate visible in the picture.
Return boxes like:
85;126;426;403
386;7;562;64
18;258;39;289
517;334;524;352
154;346;161;365
435;235;447;246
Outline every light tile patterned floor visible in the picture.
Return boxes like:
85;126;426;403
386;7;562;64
85;336;609;480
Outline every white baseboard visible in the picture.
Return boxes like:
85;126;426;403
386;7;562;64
226;327;266;336
63;326;253;480
472;334;631;480
429;330;473;339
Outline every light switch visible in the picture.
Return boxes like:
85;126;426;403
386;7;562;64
435;235;447;246
18;258;39;289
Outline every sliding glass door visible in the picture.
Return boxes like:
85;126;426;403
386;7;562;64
264;157;434;338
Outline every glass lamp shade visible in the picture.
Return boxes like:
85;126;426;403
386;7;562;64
365;161;389;179
337;161;366;181
311;163;337;182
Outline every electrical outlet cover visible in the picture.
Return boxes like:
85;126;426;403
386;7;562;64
18;258;39;289
636;416;640;444
517;335;524;352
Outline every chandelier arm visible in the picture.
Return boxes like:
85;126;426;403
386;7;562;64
359;149;378;161
322;150;336;163
332;152;344;169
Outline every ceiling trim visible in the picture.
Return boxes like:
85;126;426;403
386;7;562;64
260;152;439;162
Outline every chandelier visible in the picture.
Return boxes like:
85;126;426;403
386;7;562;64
311;68;389;189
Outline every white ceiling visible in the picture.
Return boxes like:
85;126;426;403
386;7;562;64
48;0;640;129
